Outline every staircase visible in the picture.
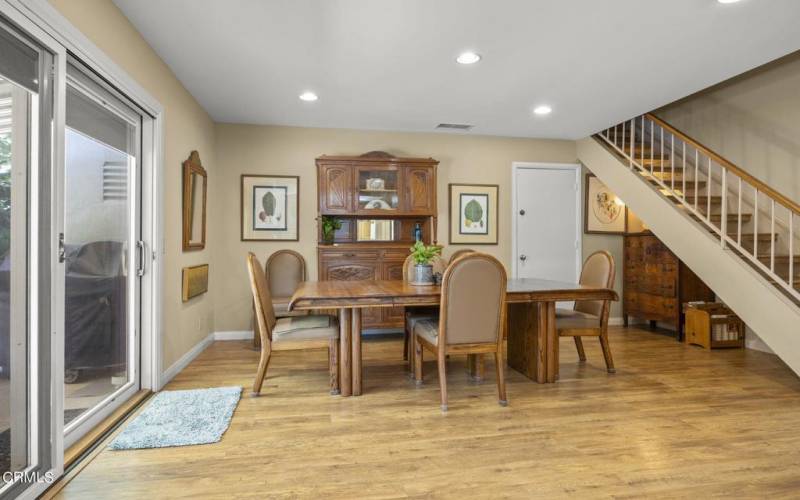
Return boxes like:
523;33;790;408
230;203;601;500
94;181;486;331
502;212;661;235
577;113;800;375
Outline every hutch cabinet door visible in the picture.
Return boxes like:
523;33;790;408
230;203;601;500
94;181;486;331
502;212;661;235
354;164;404;215
319;164;353;213
404;166;435;214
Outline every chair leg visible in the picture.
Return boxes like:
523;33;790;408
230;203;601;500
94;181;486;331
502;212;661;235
494;350;507;406
403;324;409;361
438;353;448;412
252;347;271;396
574;336;587;362
414;336;423;385
252;301;261;350
329;338;340;395
599;332;616;373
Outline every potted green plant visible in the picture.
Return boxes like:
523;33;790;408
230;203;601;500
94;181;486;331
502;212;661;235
319;215;341;245
409;240;442;285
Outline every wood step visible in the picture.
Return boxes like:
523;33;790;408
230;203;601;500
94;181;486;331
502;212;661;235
669;194;721;205
639;157;674;167
648;178;707;190
708;213;753;224
689;211;752;225
757;251;799;260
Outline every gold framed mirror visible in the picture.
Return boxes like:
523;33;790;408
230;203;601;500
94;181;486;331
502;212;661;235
182;151;207;251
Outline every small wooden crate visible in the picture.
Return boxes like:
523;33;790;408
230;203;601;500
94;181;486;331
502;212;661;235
683;302;744;349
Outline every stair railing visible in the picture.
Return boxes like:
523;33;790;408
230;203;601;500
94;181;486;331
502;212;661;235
596;113;799;302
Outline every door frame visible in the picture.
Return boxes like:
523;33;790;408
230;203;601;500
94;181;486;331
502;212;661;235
6;0;165;395
510;162;582;280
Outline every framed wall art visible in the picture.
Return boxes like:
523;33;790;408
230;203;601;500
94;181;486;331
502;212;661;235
241;174;299;241
584;173;626;234
448;183;498;245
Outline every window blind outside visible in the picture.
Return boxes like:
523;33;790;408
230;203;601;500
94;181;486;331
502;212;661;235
65;85;135;156
0;26;39;93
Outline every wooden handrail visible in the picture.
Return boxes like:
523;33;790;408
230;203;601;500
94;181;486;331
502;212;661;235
646;113;800;215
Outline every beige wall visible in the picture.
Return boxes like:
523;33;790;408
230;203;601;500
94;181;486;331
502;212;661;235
658;51;800;203
49;0;217;370
213;124;624;332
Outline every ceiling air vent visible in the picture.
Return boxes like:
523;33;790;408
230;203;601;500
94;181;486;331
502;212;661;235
436;123;474;131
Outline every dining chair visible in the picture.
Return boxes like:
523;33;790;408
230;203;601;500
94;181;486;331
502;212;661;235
413;252;508;411
556;250;616;373
253;249;308;348
246;252;339;396
449;248;474;261
402;253;448;367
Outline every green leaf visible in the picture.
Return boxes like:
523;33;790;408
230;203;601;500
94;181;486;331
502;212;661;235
464;199;483;223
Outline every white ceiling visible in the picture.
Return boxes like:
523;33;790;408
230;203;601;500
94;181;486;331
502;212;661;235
114;0;800;139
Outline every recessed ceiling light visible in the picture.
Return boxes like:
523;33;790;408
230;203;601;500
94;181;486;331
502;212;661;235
533;105;552;116
456;52;481;65
717;0;742;3
299;91;318;102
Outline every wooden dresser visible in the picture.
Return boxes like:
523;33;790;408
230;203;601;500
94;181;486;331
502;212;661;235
316;151;438;329
623;233;714;337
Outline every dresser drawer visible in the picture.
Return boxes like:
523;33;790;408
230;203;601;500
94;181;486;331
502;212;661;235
319;249;380;260
381;248;410;261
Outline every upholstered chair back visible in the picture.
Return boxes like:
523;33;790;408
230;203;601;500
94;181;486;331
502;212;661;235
440;253;507;345
448;249;475;262
574;251;615;318
266;250;306;298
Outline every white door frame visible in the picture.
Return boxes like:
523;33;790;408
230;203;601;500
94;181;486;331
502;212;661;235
510;162;582;280
7;0;166;394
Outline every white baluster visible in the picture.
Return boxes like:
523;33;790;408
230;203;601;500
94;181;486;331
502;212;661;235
670;133;675;192
682;142;686;200
790;211;795;288
707;157;712;223
630;118;635;168
737;177;742;246
694;149;699;211
754;188;759;258
641;116;645;168
770;199;776;272
721;168;727;248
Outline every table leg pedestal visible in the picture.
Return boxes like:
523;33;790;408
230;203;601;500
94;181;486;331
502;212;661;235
506;301;557;383
339;308;352;397
352;308;362;396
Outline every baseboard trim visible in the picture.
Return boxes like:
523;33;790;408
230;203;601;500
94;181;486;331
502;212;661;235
160;333;214;387
214;330;253;341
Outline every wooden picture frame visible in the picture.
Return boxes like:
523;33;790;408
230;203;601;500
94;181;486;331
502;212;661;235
584;173;627;235
448;183;498;245
182;151;207;251
241;174;300;241
182;264;209;302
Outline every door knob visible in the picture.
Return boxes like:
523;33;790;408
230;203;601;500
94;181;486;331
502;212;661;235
519;209;526;216
519;254;527;262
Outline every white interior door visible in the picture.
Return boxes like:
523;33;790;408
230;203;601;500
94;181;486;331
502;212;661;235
513;164;581;292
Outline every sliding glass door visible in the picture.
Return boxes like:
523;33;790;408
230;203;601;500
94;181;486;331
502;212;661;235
0;15;57;497
62;61;143;448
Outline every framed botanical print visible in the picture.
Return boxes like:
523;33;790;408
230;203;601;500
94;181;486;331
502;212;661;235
584;173;626;234
449;183;498;245
241;174;299;241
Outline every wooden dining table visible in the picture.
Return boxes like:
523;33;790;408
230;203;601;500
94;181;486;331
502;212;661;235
289;278;617;397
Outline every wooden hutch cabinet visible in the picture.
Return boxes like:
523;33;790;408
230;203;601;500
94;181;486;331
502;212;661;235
623;233;714;338
316;151;438;329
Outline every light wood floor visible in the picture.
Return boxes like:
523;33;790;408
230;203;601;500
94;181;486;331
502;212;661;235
56;327;800;499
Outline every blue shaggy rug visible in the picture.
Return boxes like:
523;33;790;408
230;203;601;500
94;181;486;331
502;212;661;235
109;386;241;450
